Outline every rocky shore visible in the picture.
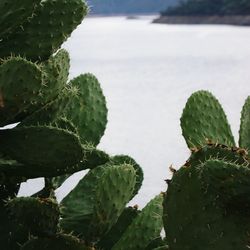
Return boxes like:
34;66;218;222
153;15;250;26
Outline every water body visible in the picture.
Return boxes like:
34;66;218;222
19;16;250;207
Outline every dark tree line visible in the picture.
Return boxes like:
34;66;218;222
162;0;250;16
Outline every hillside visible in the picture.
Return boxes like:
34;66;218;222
162;0;250;16
154;0;250;25
86;0;179;15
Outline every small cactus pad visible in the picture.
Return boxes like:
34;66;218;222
0;57;43;126
61;164;136;240
239;96;250;150
110;155;144;199
112;194;164;250
61;165;108;236
65;74;108;145
0;0;87;61
0;0;40;37
21;234;88;250
181;91;235;148
0;126;83;177
40;49;70;102
164;160;250;250
7;197;59;236
89;164;136;239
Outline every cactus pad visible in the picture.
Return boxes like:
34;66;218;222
0;126;83;177
181;91;235;148
0;57;43;126
61;164;136;241
89;164;136;239
164;159;250;250
0;0;87;61
110;155;144;199
60;165;108;236
65;74;108;145
40;49;70;101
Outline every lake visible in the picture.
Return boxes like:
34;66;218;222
19;16;250;207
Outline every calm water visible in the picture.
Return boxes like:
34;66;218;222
19;16;250;207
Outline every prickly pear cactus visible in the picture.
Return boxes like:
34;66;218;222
164;91;250;250
0;1;164;250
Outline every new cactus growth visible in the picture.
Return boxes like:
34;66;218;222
164;90;250;249
0;1;164;249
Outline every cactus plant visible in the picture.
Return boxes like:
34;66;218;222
164;90;250;249
0;1;164;250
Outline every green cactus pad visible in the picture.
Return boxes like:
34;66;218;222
60;165;108;236
110;155;144;199
0;126;83;177
164;160;250;250
239;96;250;150
112;194;164;250
21;234;88;250
61;164;136;241
89;164;136;239
40;49;70;102
0;0;87;61
98;206;139;250
65;74;108;145
181;91;235;148
0;0;40;37
7;197;59;236
185;143;249;168
0;57;43;126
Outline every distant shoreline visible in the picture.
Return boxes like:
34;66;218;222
153;15;250;26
